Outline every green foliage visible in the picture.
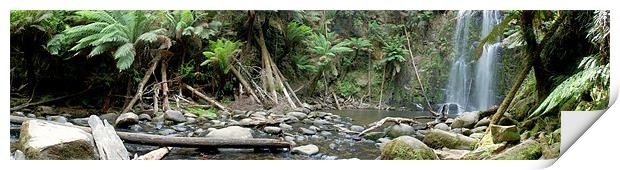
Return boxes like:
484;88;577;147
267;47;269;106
161;10;218;40
376;35;407;77
346;37;373;52
529;58;610;118
336;80;361;97
304;32;353;76
187;107;218;120
49;10;170;71
292;55;317;73
286;21;312;43
200;39;242;74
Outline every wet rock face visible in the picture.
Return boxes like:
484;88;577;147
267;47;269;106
165;110;187;123
380;136;438;160
206;126;253;139
19;120;97;160
115;112;139;128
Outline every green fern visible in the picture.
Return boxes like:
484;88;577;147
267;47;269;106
200;39;242;74
287;21;312;43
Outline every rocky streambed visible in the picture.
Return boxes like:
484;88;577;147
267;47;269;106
9;105;560;160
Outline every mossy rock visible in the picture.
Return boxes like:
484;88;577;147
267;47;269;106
541;142;560;159
363;132;386;141
492;139;542;160
489;125;520;143
423;129;478;150
461;142;507;160
380;137;438;160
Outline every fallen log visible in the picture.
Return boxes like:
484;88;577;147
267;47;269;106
184;84;230;112
358;117;422;136
88;115;130;160
11;116;291;149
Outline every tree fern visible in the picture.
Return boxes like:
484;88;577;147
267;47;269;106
200;39;242;74
287;21;312;43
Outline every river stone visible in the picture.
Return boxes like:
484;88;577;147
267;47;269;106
363;132;386;141
138;114;152;121
350;125;365;132
492;139;542;160
19;120;97;160
13;150;26;160
287;112;308;120
386;124;416;138
313;119;331;126
320;131;333;136
299;127;316;135
172;125;188;132
434;123;450;131
461;142;507;160
264;126;282;134
472;126;487;133
99;113;119;125
279;123;293;132
206;126;253;139
34;106;56;117
469;133;485;139
489;125;520;143
44;116;67;124
309;125;321;132
451;128;473;136
164;110;187;123
158;129;176;136
70;118;90;127
423;129;478;150
380;136;438;160
451;111;480;129
284;136;295;142
475;117;490;127
27;113;37;118
114;112;139;128
292;144;319;155
286;116;300;123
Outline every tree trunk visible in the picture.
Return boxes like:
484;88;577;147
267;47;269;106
230;65;262;105
256;27;278;104
404;27;438;117
122;53;162;113
161;59;170;111
268;56;296;109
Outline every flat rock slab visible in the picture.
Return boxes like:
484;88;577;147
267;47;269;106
19;120;97;160
292;144;319;155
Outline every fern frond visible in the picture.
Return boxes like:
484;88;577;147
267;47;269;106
76;11;117;24
113;43;136;70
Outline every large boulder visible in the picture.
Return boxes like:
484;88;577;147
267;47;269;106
386;124;416;138
98;113;119;125
206;126;253;139
292;144;319;155
434;123;450;131
489;125;520;143
165;110;187;123
423;129;478;150
475;117;490;127
114;112;139;128
19;120;98;159
450;111;480;129
380;136;438;160
492;139;542;160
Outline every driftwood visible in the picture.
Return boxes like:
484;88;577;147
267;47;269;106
358;117;422;136
88;115;130;160
332;91;341;110
134;147;171;160
11;116;291;149
122;54;162;113
184;84;229;112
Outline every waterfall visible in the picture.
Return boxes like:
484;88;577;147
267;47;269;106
444;10;502;114
474;10;502;111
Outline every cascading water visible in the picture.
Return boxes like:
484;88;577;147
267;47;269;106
474;10;502;111
444;10;502;115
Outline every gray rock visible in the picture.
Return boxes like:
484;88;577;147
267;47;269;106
279;123;293;132
350;125;365;132
13;150;25;160
13;112;25;117
206;126;253;139
286;116;300;123
491;139;542;160
138;114;152;121
286;112;308;119
309;125;321;132
475;117;490;127
472;126;487;133
469;133;485;139
300;127;316;135
19;120;97;159
451;128;473;136
284;136;295;142
422;129;477;150
99;113;119;125
434;123;450;131
158;129;176;135
386;124;416;138
363;132;386;141
453;111;480;129
70;118;90;127
164;110;187;123
296;135;306;142
184;113;198;118
320;131;333;136
186;117;197;124
172;125;188;132
313;119;331;126
292;144;319;155
264;126;282;134
436;149;470;160
114;112;139;128
27;113;36;118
